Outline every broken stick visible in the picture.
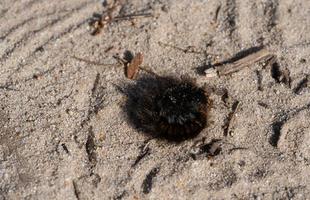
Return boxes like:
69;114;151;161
205;48;275;78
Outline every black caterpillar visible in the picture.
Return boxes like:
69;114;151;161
123;75;210;142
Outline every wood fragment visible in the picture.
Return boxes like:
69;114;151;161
218;49;273;75
125;52;143;79
114;52;159;78
205;48;274;77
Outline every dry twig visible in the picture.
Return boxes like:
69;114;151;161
158;41;205;54
205;48;275;77
90;1;153;35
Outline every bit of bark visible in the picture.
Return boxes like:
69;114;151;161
125;52;143;79
205;48;274;77
114;51;159;78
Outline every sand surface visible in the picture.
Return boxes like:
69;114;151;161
0;0;310;199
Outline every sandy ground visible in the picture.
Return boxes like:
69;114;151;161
0;0;310;199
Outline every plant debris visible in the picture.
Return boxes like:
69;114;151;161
125;52;143;79
158;41;205;54
114;51;158;79
89;1;153;35
89;1;119;36
205;48;274;77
